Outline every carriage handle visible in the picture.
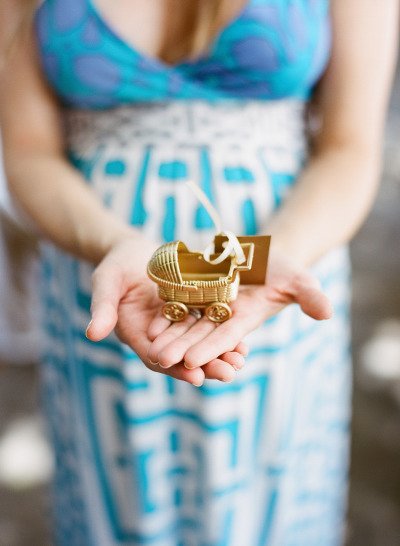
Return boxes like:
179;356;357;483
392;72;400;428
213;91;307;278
185;181;246;266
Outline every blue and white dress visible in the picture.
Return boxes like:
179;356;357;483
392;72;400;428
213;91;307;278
35;1;351;545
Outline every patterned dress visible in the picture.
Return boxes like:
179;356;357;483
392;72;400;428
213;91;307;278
35;1;351;545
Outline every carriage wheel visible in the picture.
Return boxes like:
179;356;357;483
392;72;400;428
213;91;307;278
162;301;189;322
205;302;232;323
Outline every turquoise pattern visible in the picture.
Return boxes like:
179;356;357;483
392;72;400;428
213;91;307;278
35;0;331;108
39;100;351;546
34;2;352;545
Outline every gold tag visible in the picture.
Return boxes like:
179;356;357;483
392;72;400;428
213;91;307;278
214;235;271;285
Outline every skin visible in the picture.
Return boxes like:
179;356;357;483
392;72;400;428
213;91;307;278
92;0;246;66
0;0;398;387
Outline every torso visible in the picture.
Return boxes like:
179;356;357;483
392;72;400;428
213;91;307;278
36;3;352;545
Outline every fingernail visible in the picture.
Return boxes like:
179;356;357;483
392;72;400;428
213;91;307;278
221;377;234;383
148;359;160;366
158;362;170;369
192;380;204;387
184;362;196;370
231;357;245;371
85;320;93;339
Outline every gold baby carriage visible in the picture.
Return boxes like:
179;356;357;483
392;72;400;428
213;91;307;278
147;235;256;323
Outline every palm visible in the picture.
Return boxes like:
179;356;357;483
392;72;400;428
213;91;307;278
147;248;332;370
115;277;164;358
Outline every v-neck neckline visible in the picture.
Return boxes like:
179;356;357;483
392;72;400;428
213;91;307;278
87;0;253;71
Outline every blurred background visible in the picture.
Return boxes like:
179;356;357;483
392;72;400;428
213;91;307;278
0;47;399;546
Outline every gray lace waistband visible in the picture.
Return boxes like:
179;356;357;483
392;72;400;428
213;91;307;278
63;99;308;153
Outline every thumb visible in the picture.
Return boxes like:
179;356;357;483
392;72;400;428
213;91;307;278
86;264;123;341
294;274;333;321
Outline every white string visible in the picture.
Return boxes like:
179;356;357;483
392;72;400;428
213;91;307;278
203;230;246;265
185;181;246;265
185;180;222;233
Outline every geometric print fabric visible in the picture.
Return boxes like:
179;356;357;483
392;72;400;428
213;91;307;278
40;101;351;546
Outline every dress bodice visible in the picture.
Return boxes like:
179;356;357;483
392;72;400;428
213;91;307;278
35;0;330;109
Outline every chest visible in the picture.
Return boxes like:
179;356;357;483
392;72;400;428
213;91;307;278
35;0;331;107
91;0;246;65
93;0;168;60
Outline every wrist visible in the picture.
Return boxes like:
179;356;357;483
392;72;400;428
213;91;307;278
95;227;161;280
265;234;305;267
82;208;151;265
95;224;139;264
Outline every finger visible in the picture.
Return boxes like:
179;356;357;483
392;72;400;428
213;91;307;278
292;274;332;320
148;321;248;364
234;341;249;357
201;359;236;383
147;314;172;341
296;284;332;320
219;351;245;370
86;265;123;341
147;313;199;363
184;317;248;368
147;359;206;387
128;328;206;387
158;317;217;368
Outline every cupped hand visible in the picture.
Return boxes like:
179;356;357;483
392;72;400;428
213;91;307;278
146;246;332;371
85;236;248;386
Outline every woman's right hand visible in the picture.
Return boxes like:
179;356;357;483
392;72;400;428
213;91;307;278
145;245;332;373
85;235;247;386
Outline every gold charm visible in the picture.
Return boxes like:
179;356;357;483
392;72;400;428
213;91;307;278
162;301;189;322
205;302;232;323
147;233;270;323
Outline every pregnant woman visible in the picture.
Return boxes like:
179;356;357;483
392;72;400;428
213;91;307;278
1;1;398;544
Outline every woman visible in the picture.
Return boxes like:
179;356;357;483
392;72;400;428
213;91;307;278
1;1;398;544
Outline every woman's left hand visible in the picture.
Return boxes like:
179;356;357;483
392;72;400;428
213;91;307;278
146;247;332;371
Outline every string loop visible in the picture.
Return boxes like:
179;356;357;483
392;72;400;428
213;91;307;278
185;181;246;265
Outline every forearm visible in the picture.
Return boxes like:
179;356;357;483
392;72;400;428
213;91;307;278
267;0;398;268
4;149;140;264
266;145;381;266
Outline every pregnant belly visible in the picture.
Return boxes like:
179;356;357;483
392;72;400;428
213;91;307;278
64;100;307;249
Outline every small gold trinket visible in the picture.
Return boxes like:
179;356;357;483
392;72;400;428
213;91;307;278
205;302;232;322
147;234;270;323
162;301;189;322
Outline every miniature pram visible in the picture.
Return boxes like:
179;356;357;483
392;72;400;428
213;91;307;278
147;181;270;323
147;236;255;323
